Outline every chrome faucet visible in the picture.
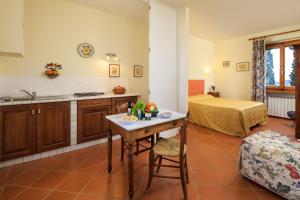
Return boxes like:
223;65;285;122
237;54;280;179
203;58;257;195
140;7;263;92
20;90;37;100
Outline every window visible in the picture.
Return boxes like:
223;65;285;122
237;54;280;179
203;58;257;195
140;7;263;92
265;40;299;93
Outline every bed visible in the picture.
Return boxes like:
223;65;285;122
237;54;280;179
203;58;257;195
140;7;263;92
188;80;267;137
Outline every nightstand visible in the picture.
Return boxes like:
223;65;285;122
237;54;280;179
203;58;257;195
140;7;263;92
207;92;220;97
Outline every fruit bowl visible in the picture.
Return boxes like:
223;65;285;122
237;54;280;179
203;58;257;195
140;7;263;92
45;69;59;79
151;111;159;117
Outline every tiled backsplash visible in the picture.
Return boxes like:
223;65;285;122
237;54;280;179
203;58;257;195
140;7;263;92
0;76;129;97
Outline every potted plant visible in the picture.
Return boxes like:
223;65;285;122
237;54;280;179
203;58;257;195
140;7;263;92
132;101;146;118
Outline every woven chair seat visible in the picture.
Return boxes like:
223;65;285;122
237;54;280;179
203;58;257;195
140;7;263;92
153;138;186;157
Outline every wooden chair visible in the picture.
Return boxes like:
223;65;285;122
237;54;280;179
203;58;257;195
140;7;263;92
116;103;155;161
146;112;190;200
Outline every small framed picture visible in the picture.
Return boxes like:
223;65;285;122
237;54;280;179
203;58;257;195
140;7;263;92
236;62;250;72
134;65;143;77
109;64;120;77
223;61;230;67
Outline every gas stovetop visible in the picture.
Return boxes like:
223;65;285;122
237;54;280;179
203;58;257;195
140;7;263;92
73;92;105;97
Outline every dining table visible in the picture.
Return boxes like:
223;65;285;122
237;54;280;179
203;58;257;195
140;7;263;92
105;110;186;200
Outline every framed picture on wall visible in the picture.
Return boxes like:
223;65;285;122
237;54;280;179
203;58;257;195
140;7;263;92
133;65;143;77
109;64;120;77
236;62;250;72
223;61;230;67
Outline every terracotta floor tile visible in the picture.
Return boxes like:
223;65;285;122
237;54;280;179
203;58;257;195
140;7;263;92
55;158;83;171
82;175;109;196
3;163;32;182
0;117;294;200
192;168;221;186
198;185;229;200
45;191;77;200
227;188;260;200
215;168;252;189
138;179;170;200
0;169;9;183
31;157;64;170
77;193;104;200
7;169;47;186
14;188;50;200
189;156;214;170
0;185;26;200
107;176;131;199
32;171;69;189
169;183;199;200
73;160;104;174
57;173;91;192
254;190;285;200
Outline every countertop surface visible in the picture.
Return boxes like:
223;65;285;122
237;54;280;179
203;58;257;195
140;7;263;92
106;110;186;131
0;93;141;106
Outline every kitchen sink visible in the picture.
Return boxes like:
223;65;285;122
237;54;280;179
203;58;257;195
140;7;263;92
35;95;69;100
10;95;69;102
11;97;32;101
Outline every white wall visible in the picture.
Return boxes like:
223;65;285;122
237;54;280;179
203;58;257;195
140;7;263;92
214;36;252;100
188;36;215;93
214;24;300;100
0;0;148;100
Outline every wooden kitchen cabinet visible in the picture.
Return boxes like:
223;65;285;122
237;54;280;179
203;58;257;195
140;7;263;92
77;99;112;143
0;104;36;161
37;102;70;153
0;102;70;161
112;96;138;114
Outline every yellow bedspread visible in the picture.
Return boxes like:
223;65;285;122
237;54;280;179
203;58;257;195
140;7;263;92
188;95;268;137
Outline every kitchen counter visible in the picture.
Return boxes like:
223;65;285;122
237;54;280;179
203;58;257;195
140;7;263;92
0;93;141;106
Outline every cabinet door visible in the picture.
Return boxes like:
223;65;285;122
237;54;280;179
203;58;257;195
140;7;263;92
37;102;70;152
77;106;111;144
112;96;138;114
0;104;36;161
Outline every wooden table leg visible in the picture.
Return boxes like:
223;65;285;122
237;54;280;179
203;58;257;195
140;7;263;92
127;143;134;199
107;130;112;173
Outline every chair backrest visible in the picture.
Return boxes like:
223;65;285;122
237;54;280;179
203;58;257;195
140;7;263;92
180;112;190;157
116;102;135;114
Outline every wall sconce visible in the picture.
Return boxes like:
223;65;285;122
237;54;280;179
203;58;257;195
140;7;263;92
204;67;211;75
105;53;119;61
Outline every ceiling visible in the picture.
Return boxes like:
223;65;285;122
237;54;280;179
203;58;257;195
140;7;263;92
71;0;300;41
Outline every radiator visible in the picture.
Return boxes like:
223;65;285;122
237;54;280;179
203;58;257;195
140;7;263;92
267;93;295;118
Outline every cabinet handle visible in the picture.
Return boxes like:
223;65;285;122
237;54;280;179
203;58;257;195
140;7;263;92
32;109;35;115
37;109;41;114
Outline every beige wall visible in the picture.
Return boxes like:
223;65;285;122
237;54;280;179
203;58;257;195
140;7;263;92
188;36;215;92
0;0;148;100
214;24;300;100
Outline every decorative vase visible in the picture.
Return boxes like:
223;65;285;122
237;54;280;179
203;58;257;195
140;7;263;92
112;85;126;94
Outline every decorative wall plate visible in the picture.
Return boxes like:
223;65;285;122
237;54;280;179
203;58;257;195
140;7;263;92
77;43;94;58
